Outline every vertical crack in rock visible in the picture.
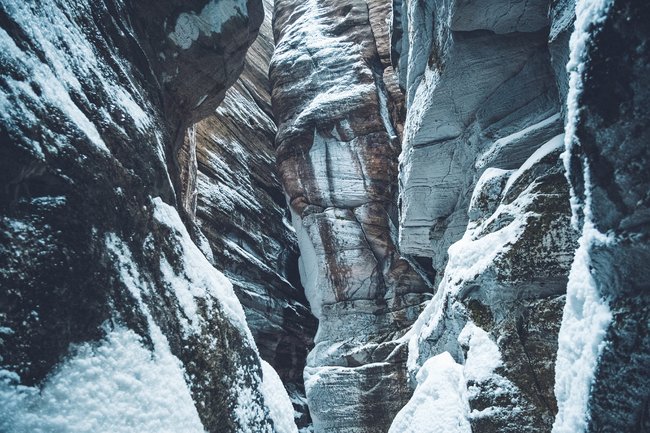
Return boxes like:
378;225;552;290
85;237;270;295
176;0;318;429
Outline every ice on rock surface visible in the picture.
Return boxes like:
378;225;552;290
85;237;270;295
169;0;249;49
552;0;615;432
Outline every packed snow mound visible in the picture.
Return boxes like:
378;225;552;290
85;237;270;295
388;352;471;433
0;326;205;433
261;360;300;433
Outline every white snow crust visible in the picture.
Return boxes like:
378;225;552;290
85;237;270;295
152;197;252;339
552;0;614;432
0;326;206;433
388;352;471;433
457;323;502;383
169;0;248;49
261;360;300;433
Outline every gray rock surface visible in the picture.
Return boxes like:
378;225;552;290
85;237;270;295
270;0;431;430
393;0;562;274
0;1;295;432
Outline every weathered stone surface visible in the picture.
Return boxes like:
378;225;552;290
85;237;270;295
184;0;317;426
399;137;577;433
554;1;650;431
394;0;562;274
0;0;294;432
271;0;430;430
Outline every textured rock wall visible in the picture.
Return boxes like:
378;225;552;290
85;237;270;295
553;0;650;431
0;1;297;432
386;0;580;432
184;0;317;427
270;0;431;431
393;0;564;274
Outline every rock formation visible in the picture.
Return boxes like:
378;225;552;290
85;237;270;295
0;0;297;432
270;0;433;431
180;0;317;426
1;0;648;432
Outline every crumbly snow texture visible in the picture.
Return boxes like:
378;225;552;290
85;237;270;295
261;360;300;433
553;0;614;432
388;352;471;433
457;322;502;383
0;326;206;433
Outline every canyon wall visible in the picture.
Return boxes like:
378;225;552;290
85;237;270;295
182;0;317;427
270;0;431;431
272;0;649;432
0;1;297;432
390;0;577;431
1;0;648;432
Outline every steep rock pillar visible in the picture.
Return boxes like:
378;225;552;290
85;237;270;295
270;0;430;431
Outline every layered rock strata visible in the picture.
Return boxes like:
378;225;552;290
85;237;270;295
271;0;431;431
0;1;297;432
183;0;317;426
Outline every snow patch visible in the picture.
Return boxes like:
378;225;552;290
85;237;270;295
260;360;299;433
169;0;248;49
388;352;471;433
0;326;205;433
457;322;502;383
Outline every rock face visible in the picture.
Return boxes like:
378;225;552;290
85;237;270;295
270;0;431;431
1;0;648;432
0;1;298;432
393;0;564;273
400;138;577;433
385;0;580;432
553;0;650;432
182;0;317;426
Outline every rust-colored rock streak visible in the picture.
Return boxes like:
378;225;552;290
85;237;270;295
271;0;430;431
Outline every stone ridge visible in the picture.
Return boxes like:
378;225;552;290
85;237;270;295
0;0;285;431
270;0;431;431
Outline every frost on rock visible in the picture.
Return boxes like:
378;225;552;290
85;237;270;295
552;0;615;432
